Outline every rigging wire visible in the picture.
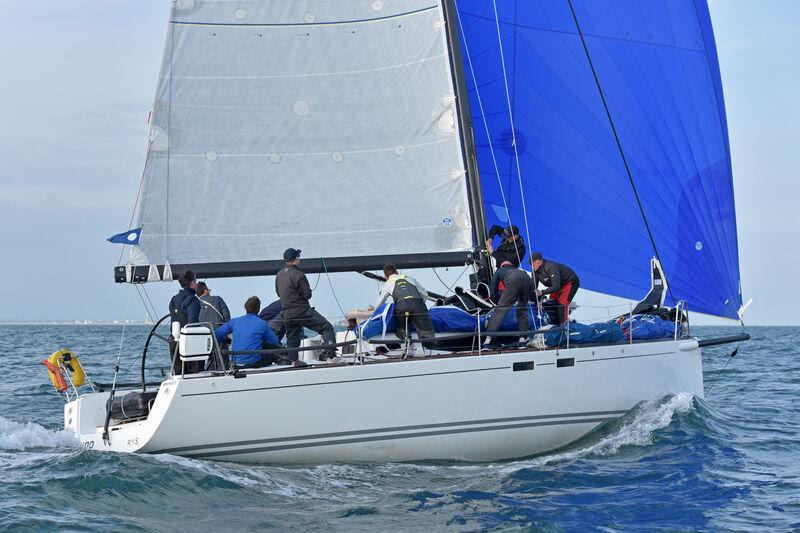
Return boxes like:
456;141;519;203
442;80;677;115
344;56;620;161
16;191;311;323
704;341;741;397
140;284;159;320
111;285;135;392
135;285;155;324
321;258;347;320
454;0;542;317
432;265;470;296
117;140;153;267
489;0;534;267
565;0;675;304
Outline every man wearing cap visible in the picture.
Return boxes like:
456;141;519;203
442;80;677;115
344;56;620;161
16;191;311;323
275;248;336;361
486;260;534;343
530;252;580;325
486;224;526;268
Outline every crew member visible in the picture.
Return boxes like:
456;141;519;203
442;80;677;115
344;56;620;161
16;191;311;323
530;252;580;325
486;261;533;343
196;282;231;331
168;270;201;374
215;296;281;369
375;263;435;350
275;248;336;361
486;224;526;267
258;299;286;340
169;270;200;326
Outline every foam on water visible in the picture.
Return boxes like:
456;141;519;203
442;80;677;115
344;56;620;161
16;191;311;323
0;416;78;451
533;392;696;463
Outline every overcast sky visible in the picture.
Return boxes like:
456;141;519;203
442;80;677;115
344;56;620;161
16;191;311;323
0;1;797;325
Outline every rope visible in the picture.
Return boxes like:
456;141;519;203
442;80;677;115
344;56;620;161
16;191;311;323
320;257;347;320
704;342;741;397
566;0;675;304
489;0;534;265
452;3;514;246
454;1;542;318
431;265;470;296
111;285;135;392
117;140;153;267
134;285;155;324
141;285;159;320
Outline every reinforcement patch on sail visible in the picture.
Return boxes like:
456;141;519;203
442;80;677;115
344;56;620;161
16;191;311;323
134;1;473;268
457;0;742;319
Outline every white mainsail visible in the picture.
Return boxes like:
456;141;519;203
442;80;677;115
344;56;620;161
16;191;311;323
130;1;474;272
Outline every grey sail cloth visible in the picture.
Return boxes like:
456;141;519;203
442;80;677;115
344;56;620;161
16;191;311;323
198;294;230;329
129;1;473;268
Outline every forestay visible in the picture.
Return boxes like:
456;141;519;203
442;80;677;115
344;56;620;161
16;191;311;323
129;1;474;277
456;0;742;319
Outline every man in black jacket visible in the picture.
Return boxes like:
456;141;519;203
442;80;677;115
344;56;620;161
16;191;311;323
486;261;533;344
168;269;201;374
275;248;336;361
531;252;580;325
486;224;526;267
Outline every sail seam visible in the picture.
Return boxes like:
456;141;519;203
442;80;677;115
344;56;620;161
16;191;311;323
169;54;446;80
169;6;438;28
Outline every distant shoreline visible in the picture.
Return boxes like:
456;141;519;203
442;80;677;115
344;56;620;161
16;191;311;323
0;321;153;326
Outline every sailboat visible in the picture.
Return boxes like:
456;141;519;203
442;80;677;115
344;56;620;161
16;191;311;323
56;0;749;463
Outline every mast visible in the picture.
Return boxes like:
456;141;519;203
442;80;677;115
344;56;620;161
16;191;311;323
441;0;489;281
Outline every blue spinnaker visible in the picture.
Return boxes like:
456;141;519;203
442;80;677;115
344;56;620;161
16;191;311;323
456;0;742;318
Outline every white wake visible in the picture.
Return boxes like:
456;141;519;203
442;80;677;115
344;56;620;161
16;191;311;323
509;392;696;470
0;416;78;451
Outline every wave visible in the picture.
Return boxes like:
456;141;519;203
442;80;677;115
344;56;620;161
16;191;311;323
522;392;696;466
0;416;78;451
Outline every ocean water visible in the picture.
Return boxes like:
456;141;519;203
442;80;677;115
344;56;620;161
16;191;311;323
0;325;797;531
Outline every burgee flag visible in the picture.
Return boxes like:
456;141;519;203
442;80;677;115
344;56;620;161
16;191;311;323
107;228;142;245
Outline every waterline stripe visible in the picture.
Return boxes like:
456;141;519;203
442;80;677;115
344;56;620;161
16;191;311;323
181;417;616;458
153;409;628;455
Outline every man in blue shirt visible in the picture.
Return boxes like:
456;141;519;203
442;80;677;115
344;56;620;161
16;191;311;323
215;296;281;368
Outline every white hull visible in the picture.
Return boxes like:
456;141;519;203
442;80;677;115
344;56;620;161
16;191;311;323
66;339;703;463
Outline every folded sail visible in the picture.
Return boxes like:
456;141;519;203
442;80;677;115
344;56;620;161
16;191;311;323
457;0;742;319
129;1;474;278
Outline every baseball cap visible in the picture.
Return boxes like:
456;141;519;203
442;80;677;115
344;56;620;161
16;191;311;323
501;225;520;238
283;248;301;262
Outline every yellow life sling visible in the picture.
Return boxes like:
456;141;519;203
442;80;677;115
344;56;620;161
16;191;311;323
44;349;86;389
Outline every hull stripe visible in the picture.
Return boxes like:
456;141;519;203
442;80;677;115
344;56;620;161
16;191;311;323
151;409;628;455
179;416;617;458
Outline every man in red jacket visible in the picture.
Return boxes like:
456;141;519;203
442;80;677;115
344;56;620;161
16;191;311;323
531;252;580;325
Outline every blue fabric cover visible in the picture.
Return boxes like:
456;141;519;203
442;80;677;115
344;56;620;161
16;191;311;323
620;314;676;341
357;304;544;340
456;0;742;319
543;321;626;347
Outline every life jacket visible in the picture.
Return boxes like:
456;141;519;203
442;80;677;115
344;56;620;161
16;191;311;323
391;275;423;302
